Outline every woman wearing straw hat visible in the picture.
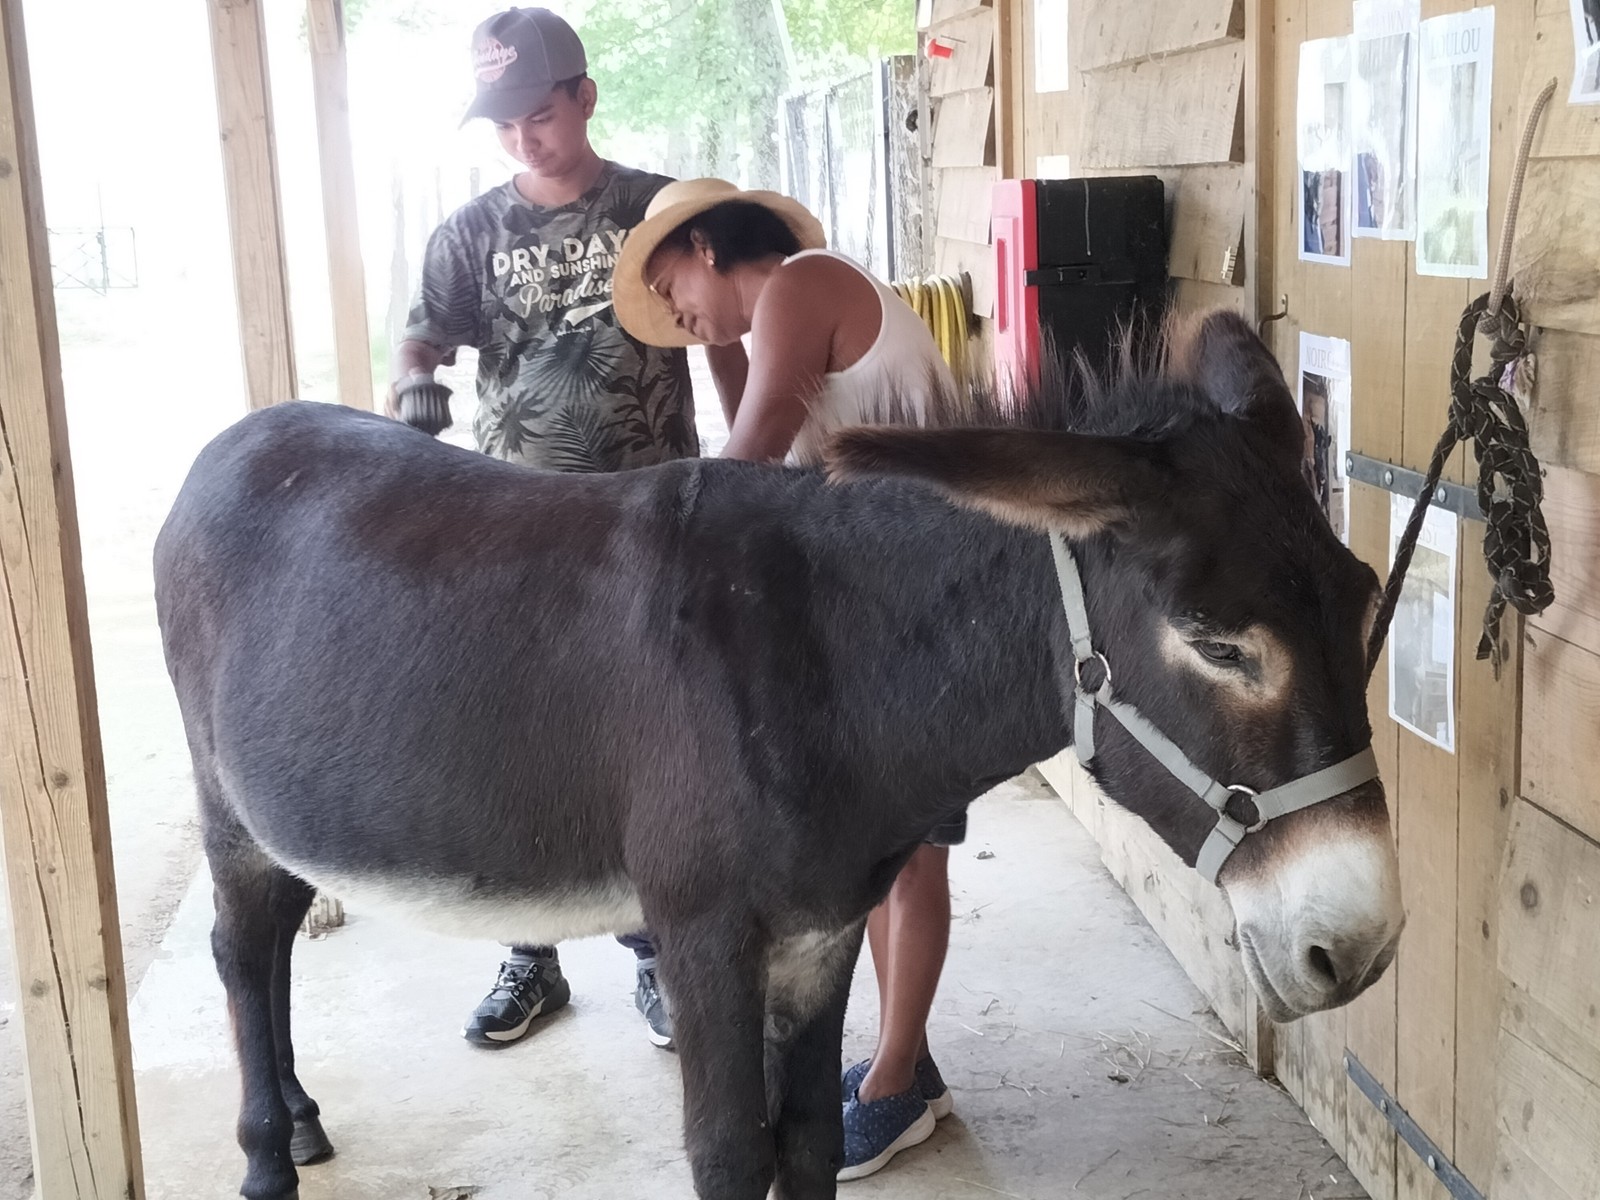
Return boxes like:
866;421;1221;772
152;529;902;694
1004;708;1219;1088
616;178;959;1182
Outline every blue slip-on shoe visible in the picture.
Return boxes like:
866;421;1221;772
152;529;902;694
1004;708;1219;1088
837;1083;936;1181
841;1056;953;1119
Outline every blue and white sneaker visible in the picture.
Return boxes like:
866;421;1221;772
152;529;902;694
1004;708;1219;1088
841;1056;954;1119
837;1083;936;1181
462;954;570;1046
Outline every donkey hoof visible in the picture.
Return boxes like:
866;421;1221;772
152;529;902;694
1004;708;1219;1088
291;1116;334;1166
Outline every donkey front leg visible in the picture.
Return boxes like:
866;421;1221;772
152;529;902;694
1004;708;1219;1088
657;919;776;1200
210;846;303;1200
766;925;863;1200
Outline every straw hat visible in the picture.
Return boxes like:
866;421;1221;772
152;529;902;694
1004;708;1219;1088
614;178;826;347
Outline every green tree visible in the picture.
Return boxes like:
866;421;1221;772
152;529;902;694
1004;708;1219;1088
575;0;915;185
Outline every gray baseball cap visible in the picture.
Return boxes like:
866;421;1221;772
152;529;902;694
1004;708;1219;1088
462;8;588;124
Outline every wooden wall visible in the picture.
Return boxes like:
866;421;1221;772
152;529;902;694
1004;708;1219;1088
1025;0;1278;1077
925;0;1001;317
1493;4;1600;1197
1006;0;1255;318
1016;1;1600;1196
1261;4;1600;1200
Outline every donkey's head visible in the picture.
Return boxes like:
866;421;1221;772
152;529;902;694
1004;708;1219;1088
829;311;1402;1021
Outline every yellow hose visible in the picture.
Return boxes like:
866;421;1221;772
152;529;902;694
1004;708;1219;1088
888;271;971;390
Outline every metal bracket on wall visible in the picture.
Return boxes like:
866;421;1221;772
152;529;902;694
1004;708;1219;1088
1345;1052;1486;1200
1345;452;1485;522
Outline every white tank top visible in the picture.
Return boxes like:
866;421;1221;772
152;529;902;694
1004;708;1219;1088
781;249;957;467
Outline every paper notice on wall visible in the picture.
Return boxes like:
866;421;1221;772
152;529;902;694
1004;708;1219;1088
1036;154;1072;179
1388;493;1458;753
1297;333;1353;544
1416;8;1495;278
1035;0;1070;93
1298;37;1354;266
1572;0;1600;103
1352;0;1420;240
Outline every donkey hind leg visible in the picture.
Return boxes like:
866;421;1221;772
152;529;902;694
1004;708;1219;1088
658;920;776;1200
208;822;309;1200
267;873;333;1166
765;925;865;1200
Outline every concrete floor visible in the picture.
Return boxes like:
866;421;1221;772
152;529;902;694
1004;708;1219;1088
130;774;1362;1200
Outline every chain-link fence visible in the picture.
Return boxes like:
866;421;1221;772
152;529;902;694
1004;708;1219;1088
48;226;139;292
780;54;923;281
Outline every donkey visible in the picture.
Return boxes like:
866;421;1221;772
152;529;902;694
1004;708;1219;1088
154;311;1403;1200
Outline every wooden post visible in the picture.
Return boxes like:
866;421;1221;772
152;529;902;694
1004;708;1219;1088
992;0;1019;180
208;0;297;410
1241;0;1273;325
308;0;374;410
0;1;146;1195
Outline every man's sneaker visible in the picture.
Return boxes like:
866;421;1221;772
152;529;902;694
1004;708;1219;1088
841;1056;953;1120
462;955;570;1046
838;1083;935;1181
635;961;674;1049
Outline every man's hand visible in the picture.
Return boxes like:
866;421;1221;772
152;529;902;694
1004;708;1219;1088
393;372;454;436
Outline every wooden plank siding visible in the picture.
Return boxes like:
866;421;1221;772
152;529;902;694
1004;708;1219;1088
308;0;374;411
0;0;147;1192
207;0;297;409
1005;0;1600;1197
1011;0;1265;1072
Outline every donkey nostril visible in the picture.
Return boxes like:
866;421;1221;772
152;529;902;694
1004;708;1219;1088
1306;944;1339;989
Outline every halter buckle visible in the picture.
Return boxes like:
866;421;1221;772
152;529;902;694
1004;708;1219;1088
1222;784;1266;833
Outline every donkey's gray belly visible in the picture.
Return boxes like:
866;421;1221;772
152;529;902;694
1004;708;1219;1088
262;848;647;945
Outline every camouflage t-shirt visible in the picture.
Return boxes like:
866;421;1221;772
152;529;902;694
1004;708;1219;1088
404;163;696;472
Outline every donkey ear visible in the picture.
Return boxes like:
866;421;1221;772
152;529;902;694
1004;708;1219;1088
1170;310;1305;467
826;427;1165;539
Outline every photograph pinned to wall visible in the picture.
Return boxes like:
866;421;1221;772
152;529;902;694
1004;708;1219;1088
1298;36;1353;265
1298;333;1353;544
1035;0;1070;93
1352;0;1420;240
1571;0;1600;103
1416;8;1494;278
1388;493;1458;753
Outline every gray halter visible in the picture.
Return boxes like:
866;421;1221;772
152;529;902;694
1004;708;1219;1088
1048;531;1380;883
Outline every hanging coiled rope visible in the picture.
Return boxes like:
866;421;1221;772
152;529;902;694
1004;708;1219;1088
1367;79;1559;681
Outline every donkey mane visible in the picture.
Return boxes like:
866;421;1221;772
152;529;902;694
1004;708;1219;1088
922;311;1240;442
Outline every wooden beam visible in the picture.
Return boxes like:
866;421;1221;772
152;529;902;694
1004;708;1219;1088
1078;42;1246;169
933;164;997;244
1521;626;1600;844
1509;159;1600;338
1496;803;1600;1199
1075;0;1243;74
208;0;297;409
0;0;146;1195
1529;329;1600;475
1529;465;1600;658
1241;0;1272;321
1159;164;1247;284
308;0;373;410
928;9;996;96
932;87;995;168
990;0;1015;179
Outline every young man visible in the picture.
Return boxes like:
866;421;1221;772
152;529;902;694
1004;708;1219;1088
391;6;738;1050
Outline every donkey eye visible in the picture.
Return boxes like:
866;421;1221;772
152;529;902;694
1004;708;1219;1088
1193;640;1243;665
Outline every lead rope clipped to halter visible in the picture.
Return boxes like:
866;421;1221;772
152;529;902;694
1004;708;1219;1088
1365;79;1560;683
